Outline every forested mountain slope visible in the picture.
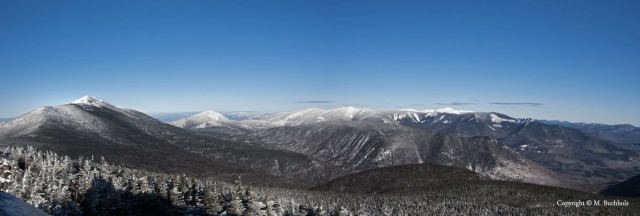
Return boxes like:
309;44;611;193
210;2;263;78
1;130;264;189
2;146;638;216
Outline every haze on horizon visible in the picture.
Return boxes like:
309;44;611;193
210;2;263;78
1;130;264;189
1;1;639;125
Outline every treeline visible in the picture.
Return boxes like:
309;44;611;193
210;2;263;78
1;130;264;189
1;145;639;215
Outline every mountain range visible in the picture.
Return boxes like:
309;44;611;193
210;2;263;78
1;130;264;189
1;96;639;193
168;106;640;191
0;96;345;188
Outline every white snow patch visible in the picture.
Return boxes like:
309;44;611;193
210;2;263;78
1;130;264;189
490;113;516;124
374;149;393;162
485;159;563;187
71;96;113;108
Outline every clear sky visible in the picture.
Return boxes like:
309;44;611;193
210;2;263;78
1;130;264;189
1;0;639;125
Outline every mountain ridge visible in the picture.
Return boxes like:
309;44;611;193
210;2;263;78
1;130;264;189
540;120;640;147
2;97;638;192
173;106;640;190
0;96;348;188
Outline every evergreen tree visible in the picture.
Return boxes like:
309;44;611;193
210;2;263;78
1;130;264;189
228;176;245;215
204;182;223;215
19;165;32;200
244;186;259;216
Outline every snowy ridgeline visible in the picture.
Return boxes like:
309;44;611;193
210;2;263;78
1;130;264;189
168;106;528;130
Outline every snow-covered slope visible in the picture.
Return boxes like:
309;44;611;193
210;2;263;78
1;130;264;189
0;104;107;138
0;96;148;139
242;108;329;128
391;111;532;138
0;192;49;216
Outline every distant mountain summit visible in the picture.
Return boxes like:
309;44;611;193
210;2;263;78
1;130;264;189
72;95;108;106
169;110;233;129
0;96;159;140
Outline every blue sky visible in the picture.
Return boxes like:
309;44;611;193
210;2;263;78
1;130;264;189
1;0;639;125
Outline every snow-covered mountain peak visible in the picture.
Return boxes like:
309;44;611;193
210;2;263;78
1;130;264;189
432;107;474;114
322;107;377;121
332;106;360;112
192;110;229;122
326;106;372;115
71;96;109;107
169;110;233;129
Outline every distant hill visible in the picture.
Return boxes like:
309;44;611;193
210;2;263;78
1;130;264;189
540;120;640;147
500;121;639;186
